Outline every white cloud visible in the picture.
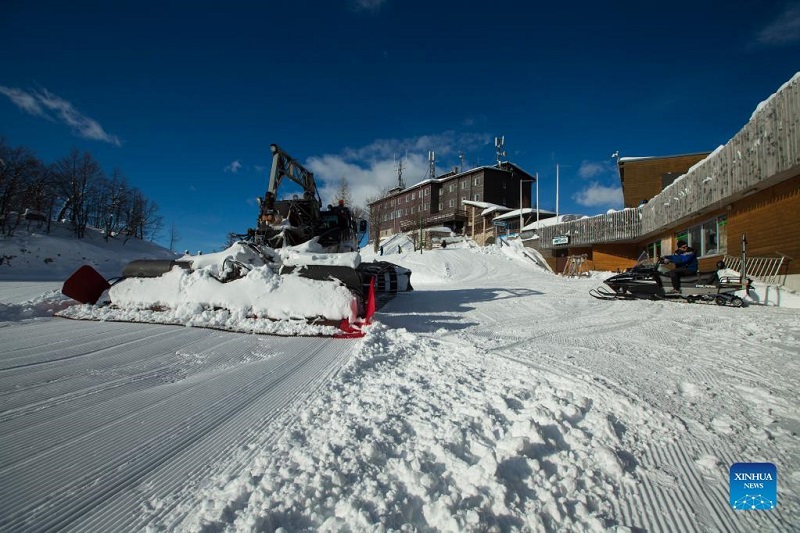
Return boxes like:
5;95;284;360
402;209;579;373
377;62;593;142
0;86;47;117
756;4;800;46
305;132;491;209
225;160;243;173
0;86;121;145
572;182;623;208
578;159;617;179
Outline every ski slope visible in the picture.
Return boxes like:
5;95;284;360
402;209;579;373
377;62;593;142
1;237;798;531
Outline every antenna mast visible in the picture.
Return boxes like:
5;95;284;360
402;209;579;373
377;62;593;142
495;136;506;166
395;154;406;189
428;151;436;179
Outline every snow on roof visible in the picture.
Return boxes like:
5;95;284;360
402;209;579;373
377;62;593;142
618;151;711;163
522;213;587;231
462;200;512;217
424;226;454;234
493;207;556;222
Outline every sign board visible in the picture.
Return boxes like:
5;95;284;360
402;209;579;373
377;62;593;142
493;220;507;227
552;235;570;246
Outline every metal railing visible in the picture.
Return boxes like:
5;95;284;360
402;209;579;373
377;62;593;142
723;254;792;285
538;74;800;249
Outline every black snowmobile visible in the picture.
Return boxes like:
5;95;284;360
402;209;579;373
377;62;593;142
590;253;747;307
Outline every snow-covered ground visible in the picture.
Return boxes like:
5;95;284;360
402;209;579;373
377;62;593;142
1;228;798;531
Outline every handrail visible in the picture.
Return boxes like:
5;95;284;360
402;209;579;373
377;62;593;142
724;254;792;285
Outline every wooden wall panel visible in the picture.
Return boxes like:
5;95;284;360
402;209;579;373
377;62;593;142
619;153;710;208
591;243;640;272
728;175;800;275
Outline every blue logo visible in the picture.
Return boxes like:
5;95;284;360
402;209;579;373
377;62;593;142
729;462;777;510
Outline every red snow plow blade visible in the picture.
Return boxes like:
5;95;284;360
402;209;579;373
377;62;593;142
334;276;377;338
61;265;111;305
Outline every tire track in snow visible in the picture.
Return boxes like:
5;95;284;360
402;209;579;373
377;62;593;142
0;320;358;532
427;301;798;532
0;328;219;426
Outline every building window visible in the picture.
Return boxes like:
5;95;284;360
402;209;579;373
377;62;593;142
645;240;662;260
405;195;409;203
677;215;727;256
438;202;443;211
412;192;416;200
461;181;467;189
424;202;429;210
473;194;481;201
449;199;455;207
449;184;455;192
473;177;480;186
411;206;415;214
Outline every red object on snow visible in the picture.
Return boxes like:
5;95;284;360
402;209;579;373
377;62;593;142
334;276;376;339
62;265;111;305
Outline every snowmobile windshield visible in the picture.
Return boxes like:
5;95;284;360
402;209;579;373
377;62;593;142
635;251;658;268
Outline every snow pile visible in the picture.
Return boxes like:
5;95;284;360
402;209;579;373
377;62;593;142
188;323;654;531
56;242;361;335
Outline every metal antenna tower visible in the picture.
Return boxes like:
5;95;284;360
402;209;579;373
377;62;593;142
459;150;465;173
495;136;506;166
395;154;406;189
428;151;436;179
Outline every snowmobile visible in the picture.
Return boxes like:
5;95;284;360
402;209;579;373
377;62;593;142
59;144;412;338
589;253;747;307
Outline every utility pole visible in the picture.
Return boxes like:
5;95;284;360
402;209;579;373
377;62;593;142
556;163;560;220
519;179;534;237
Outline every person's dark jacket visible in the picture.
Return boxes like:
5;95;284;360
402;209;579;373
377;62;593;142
663;249;698;273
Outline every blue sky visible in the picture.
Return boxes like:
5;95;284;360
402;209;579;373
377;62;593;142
2;1;799;253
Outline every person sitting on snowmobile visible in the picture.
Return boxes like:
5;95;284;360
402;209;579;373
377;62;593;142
660;240;698;294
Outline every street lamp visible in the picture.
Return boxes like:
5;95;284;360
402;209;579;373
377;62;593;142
519;178;535;237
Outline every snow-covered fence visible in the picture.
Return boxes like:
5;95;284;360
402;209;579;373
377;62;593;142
538;74;800;249
538;208;642;247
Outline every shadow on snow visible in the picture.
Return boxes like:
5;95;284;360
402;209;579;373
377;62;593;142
375;286;544;333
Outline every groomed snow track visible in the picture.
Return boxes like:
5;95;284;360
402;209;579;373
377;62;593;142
0;319;356;531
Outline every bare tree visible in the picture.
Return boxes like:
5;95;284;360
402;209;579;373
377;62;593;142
168;221;181;252
333;177;353;207
96;169;130;241
51;149;104;238
0;139;43;235
365;186;390;253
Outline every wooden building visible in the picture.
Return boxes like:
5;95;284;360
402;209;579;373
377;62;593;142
531;73;800;290
618;152;710;208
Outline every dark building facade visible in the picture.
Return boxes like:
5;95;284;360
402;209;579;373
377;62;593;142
368;163;536;241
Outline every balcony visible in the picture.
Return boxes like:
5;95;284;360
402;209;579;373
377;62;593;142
399;209;467;232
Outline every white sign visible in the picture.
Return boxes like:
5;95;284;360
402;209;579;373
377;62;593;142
552;235;569;246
